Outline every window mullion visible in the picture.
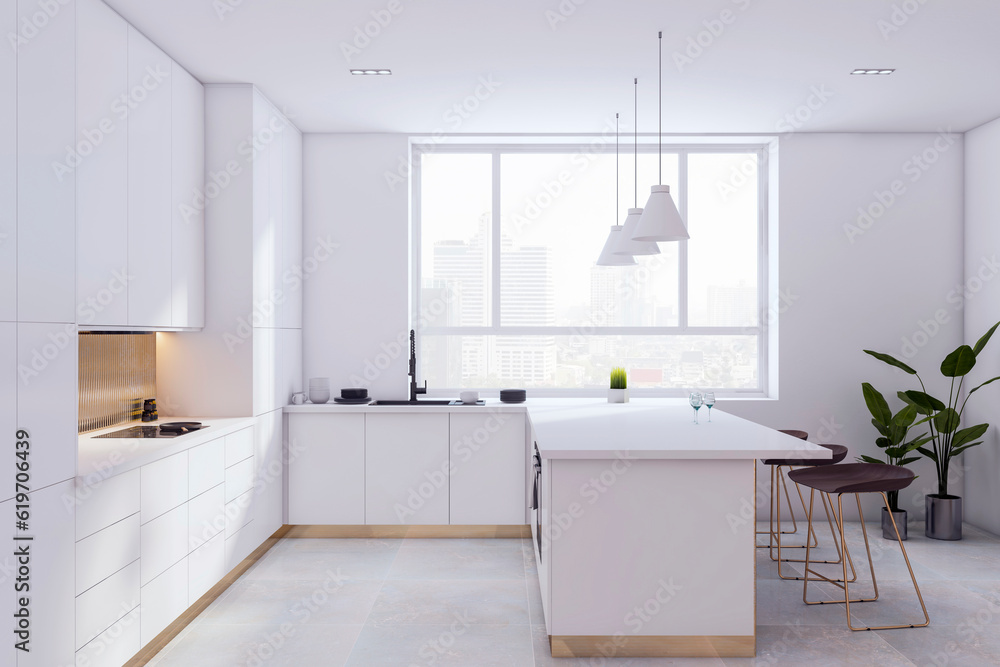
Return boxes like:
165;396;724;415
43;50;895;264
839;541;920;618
491;151;502;329
678;149;689;330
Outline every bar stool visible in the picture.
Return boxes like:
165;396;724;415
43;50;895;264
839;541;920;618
756;430;810;548
789;463;930;631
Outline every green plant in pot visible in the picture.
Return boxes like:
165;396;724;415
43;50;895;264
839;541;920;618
609;366;628;403
864;320;1000;541
858;382;929;541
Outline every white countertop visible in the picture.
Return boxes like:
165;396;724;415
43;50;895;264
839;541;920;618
284;401;529;414
78;416;256;480
526;400;833;460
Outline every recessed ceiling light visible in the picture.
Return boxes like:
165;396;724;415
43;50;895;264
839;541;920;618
851;68;895;75
350;68;392;75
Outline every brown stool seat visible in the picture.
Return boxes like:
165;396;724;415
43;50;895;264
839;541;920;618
779;429;809;440
788;462;915;495
763;443;848;467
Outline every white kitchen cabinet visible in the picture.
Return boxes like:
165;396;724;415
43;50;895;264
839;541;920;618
140;503;189;586
76;0;129;327
225;523;256;571
127;26;173;328
17;322;77;489
76;467;140;540
188;483;225;551
140;557;188;645
277;327;303;408
225;457;255;503
366;413;451;525
252;94;276;329
140;451;188;523
19;480;76;667
76;560;140;650
252;326;277;415
280;125;303;329
0;498;13;667
189;531;225;602
268;105;285;328
225;426;254;466
171;62;205;329
0;324;13;502
76;607;141;667
253;409;283;541
0;0;15;322
77;513;140;595
17;0;76;324
189;436;225;498
225;488;254;534
289;413;365;524
449;413;527;525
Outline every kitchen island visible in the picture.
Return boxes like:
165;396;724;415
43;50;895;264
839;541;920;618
526;401;831;658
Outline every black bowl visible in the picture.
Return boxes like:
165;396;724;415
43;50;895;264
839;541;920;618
500;389;526;403
341;387;368;399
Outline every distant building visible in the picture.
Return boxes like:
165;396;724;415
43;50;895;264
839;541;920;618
707;284;757;327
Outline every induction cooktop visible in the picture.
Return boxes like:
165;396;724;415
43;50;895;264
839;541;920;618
94;423;209;439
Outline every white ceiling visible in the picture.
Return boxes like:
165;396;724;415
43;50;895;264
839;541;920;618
104;0;1000;135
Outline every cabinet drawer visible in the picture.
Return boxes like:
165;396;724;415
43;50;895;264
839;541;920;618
140;451;188;523
225;427;254;466
140;503;188;586
76;560;139;650
75;607;141;667
140;557;188;645
225;523;255;571
189;437;225;498
188;532;225;603
225;457;255;502
188;484;225;550
76;514;139;595
225;488;253;535
76;468;139;540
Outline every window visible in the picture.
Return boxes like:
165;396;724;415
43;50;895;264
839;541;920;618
413;143;767;395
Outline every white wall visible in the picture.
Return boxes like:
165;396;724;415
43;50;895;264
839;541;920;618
303;134;411;400
302;132;966;521
961;116;1000;535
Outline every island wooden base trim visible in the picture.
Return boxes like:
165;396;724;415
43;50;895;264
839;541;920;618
549;634;755;658
285;524;531;539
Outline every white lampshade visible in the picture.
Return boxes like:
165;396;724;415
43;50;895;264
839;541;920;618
633;185;688;242
597;226;638;266
614;208;660;255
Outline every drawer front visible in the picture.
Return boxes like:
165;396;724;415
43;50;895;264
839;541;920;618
188;436;225;498
76;468;140;540
76;514;140;595
140;557;188;645
140;451;189;523
225;488;253;535
188;532;225;603
76;560;140;650
225;523;255;571
140;503;188;586
225;426;254;466
224;457;255;502
188;483;225;550
75;607;141;667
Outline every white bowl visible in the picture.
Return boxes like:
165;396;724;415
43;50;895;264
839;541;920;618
309;389;331;404
460;391;479;404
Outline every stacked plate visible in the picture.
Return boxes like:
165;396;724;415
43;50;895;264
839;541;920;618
309;377;331;404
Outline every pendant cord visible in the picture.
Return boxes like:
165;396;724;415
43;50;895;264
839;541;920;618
658;30;662;184
633;78;638;207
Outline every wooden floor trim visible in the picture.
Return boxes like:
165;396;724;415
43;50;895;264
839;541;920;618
284;524;531;538
123;525;291;667
550;634;755;658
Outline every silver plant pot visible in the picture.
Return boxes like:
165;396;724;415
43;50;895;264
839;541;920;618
881;507;907;541
925;494;963;541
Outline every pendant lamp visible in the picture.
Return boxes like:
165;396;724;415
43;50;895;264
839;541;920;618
615;77;660;256
632;31;689;242
597;113;637;266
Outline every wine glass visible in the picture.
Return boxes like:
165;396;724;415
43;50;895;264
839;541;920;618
689;391;703;424
704;392;716;422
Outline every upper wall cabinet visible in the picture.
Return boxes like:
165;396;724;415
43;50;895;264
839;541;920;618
171;63;205;329
127;27;173;329
76;0;129;327
0;0;14;322
17;0;76;324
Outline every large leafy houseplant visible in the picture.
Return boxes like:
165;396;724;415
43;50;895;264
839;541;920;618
864;321;1000;498
858;383;929;512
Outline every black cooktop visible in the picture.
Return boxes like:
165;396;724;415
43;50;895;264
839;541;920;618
95;423;209;439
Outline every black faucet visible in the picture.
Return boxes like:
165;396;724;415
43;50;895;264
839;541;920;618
408;329;427;402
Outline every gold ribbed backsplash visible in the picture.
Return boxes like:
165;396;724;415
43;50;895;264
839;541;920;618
79;333;157;433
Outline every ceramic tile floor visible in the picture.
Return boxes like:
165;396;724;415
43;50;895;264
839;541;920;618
147;522;1000;666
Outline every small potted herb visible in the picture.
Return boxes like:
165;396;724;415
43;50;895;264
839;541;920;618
609;367;629;403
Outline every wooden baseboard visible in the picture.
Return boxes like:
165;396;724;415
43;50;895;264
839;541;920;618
123;525;290;667
550;634;755;658
284;524;531;539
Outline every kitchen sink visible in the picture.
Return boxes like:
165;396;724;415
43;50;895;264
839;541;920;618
369;399;456;406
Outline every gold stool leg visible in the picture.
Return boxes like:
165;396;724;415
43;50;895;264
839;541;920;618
803;493;874;604
777;487;857;581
